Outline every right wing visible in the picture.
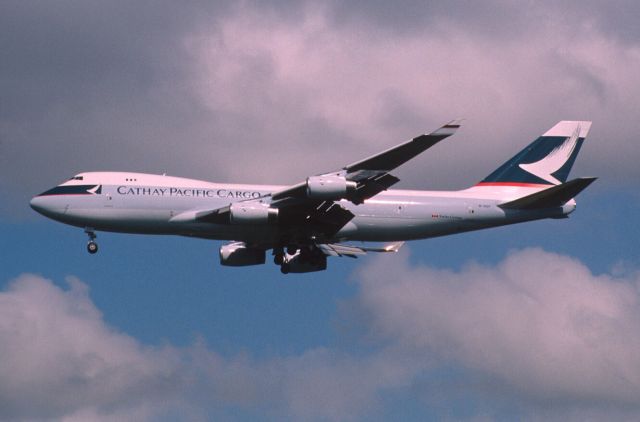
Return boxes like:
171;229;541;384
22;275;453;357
271;119;462;205
173;120;461;239
263;119;462;237
344;120;462;173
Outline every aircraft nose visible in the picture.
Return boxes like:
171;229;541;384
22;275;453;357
30;195;46;214
30;194;65;218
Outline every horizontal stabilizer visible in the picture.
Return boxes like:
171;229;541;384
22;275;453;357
499;177;597;210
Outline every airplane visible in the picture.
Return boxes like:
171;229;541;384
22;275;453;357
30;120;595;274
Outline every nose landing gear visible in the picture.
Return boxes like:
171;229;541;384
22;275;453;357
84;228;98;254
87;241;98;254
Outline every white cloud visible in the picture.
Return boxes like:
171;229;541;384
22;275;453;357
0;274;185;420
0;274;405;421
3;249;640;421
356;248;640;411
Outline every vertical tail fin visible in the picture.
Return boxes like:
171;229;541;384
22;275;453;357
478;121;592;187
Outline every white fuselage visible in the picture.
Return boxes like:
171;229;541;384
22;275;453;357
30;172;574;246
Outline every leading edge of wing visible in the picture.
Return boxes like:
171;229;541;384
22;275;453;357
344;119;463;172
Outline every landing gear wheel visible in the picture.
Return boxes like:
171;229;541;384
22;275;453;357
286;245;297;255
280;263;290;274
84;227;98;254
274;253;285;265
87;241;98;254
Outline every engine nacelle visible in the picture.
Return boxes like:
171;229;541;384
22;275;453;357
219;242;266;266
306;175;356;200
229;203;278;224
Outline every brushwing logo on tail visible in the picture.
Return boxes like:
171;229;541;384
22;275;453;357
518;125;581;185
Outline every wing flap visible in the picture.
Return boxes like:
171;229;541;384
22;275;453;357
309;202;355;236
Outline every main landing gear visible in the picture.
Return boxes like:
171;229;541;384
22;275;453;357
273;246;295;274
273;245;326;274
273;247;287;272
84;228;98;254
274;246;296;274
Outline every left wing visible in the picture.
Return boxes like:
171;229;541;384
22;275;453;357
317;241;404;258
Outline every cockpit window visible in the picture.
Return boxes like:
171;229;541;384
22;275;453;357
68;176;84;181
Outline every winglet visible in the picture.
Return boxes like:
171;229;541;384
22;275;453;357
430;119;464;137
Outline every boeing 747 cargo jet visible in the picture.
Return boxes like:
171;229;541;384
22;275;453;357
31;120;595;273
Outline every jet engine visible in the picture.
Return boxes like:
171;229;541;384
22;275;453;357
229;203;278;224
219;242;266;266
306;175;357;200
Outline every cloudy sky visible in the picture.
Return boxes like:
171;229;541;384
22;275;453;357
2;1;640;420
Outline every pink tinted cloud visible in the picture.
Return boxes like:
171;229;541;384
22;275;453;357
187;4;640;187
